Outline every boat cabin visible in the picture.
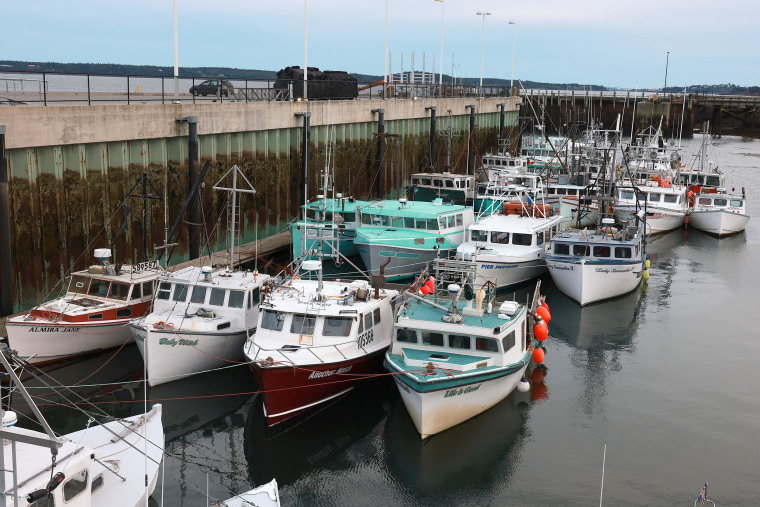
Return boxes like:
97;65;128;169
617;187;684;207
694;193;745;213
551;238;641;260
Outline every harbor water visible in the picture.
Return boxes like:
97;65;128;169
14;134;760;505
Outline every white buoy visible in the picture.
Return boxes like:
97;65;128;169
517;378;530;393
2;410;17;428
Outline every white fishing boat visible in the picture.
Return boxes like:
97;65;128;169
131;165;270;387
5;248;161;365
613;178;688;235
688;188;749;236
546;216;647;306
456;200;564;290
384;265;547;439
0;353;164;507
245;260;399;426
219;479;280;507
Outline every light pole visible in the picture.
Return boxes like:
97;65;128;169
664;51;669;93
173;0;179;102
477;11;491;92
384;0;388;99
304;0;308;101
436;0;444;89
509;20;516;92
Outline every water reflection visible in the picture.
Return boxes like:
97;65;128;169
383;388;531;502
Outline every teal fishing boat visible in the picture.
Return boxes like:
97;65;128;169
354;198;474;280
290;194;371;263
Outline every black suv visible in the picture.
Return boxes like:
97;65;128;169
189;79;234;97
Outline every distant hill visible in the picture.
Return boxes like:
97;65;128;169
1;60;757;95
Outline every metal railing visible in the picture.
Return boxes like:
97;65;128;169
0;69;516;106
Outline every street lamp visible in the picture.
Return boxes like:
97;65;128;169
384;0;388;99
509;20;516;91
435;0;444;88
664;51;670;93
173;0;179;102
304;0;308;101
477;11;491;92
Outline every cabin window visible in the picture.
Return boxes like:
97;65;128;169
557;188;566;195
433;179;443;187
568;189;578;196
456;214;463;226
427;219;439;230
714;198;727;206
157;282;172;300
444;180;454;188
648;193;661;202
88;279;110;297
445;215;455;228
593;246;611;258
471;230;488;242
291;314;316;335
381;216;394;227
361;214;372;225
414;218;427;230
448;334;470;349
63;468;88;501
664;194;678;204
620;190;634;200
116;308;132;318
536;233;544;246
438;216;447;229
573;245;590;256
207;288;225;306
705;175;721;187
91;474;104;493
475;337;499;352
730;199;743;207
190;286;207;304
108;282;130;300
513;233;533;246
422;331;444;346
554;243;570;255
142;281;154;298
249;287;260;307
421;178;432;186
88;314;103;320
306;209;319;220
392;217;404;227
131;284;142;300
261;310;285;331
615;247;632;259
698;197;712;205
491;231;509;244
364;313;373;332
412;177;421;184
502;330;516;352
323;317;353;337
396;328;417;343
404;217;416;228
228;290;245;309
373;308;381;325
696;175;705;184
172;284;189;302
343;212;356;222
69;275;90;294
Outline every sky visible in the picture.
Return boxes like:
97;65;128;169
5;0;759;89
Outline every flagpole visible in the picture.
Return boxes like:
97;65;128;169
600;442;606;507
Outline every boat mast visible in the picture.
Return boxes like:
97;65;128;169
212;165;257;269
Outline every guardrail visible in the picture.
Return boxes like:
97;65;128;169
0;70;516;106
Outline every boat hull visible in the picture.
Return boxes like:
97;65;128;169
249;348;387;426
547;258;643;306
471;257;547;289
390;360;530;439
357;243;455;280
688;209;749;236
613;206;685;235
132;324;249;387
5;319;135;364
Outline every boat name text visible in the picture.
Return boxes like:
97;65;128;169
159;338;200;347
28;327;81;333
308;365;353;380
444;384;481;398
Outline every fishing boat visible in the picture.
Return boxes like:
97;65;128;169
131;165;270;387
408;172;476;206
613;177;688;235
0;353;164;507
546;212;647;306
688;187;749;236
456;200;564;290
384;264;547;438
353;198;474;280
5;248;161;365
244;260;399;426
474;172;545;217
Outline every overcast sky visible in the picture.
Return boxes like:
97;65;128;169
6;0;759;89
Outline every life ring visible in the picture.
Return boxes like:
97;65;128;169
153;321;175;330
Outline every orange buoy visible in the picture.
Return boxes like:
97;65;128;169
536;305;551;323
425;277;435;291
533;317;548;341
532;347;545;363
420;285;432;295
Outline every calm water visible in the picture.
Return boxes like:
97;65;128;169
16;134;760;505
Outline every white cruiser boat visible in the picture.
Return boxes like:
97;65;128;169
614;178;687;235
457;201;564;290
6;248;160;365
0;353;164;507
131;165;270;386
688;188;749;236
546;216;647;306
245;260;399;426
